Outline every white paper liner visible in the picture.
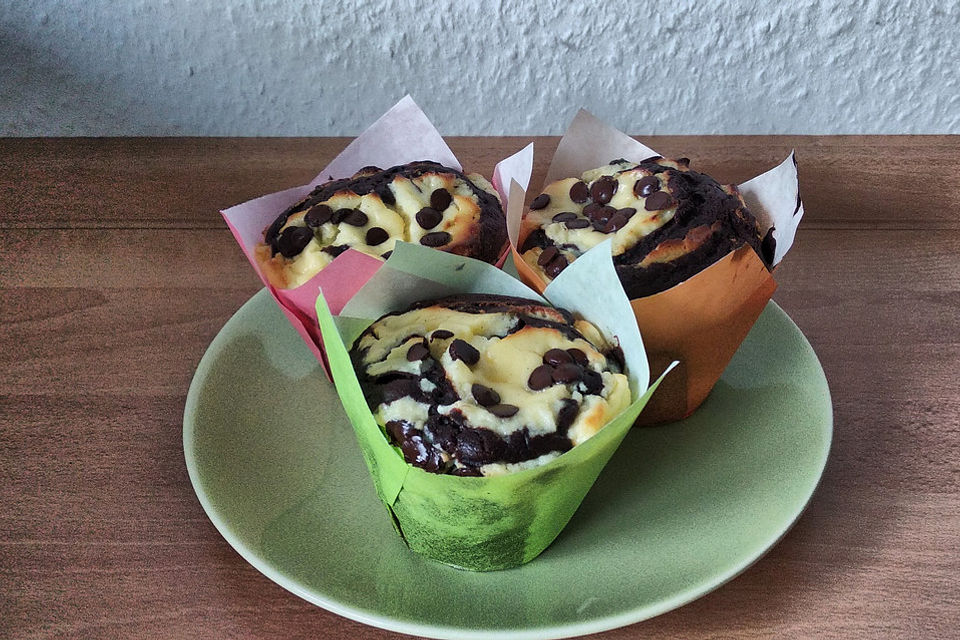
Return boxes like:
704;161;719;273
738;152;804;265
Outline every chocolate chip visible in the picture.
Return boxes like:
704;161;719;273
406;341;430;361
430;329;454;341
569;181;589;203
644;191;675;211
556;400;579;433
581;369;604;395
552;211;577;223
618;207;637;219
265;216;287;251
304;204;333;227
322;244;349;257
530;193;551;210
537;246;559;266
552;363;582;384
420;231;452;247
640;155;663;164
633;176;660;197
277;226;314;258
364;226;389;246
528;364;555;391
415;207;443;229
381;250;393;260
564;218;590;229
543;348;573;366
448;339;479;365
488;404;519;418
602;212;629;233
590;176;618;205
332;208;353;224
677;157;690;167
472;384;501;407
588;205;617;222
545;254;568;278
342;209;368;226
377;187;396;206
567;348;588;366
430;188;453;211
582;203;601;218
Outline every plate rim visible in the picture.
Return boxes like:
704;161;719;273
183;289;832;640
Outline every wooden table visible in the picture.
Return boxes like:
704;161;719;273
1;136;958;639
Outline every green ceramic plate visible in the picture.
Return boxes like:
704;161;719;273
183;290;831;639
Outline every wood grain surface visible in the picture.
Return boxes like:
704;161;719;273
1;137;958;639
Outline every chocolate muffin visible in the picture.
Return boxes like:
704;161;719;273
519;158;776;297
256;161;506;289
350;294;631;477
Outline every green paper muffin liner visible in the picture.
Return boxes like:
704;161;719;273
316;240;672;571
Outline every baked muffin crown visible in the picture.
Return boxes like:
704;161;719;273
520;158;776;297
257;161;506;289
350;294;631;477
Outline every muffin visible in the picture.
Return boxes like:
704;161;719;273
256;161;506;289
350;294;631;477
519;157;777;297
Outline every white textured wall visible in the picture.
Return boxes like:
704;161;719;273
2;0;958;136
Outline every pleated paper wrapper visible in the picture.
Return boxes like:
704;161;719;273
222;96;533;377
316;241;672;571
508;110;803;424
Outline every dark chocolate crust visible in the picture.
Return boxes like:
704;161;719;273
350;294;622;476
264;161;506;264
523;159;776;298
615;161;773;297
